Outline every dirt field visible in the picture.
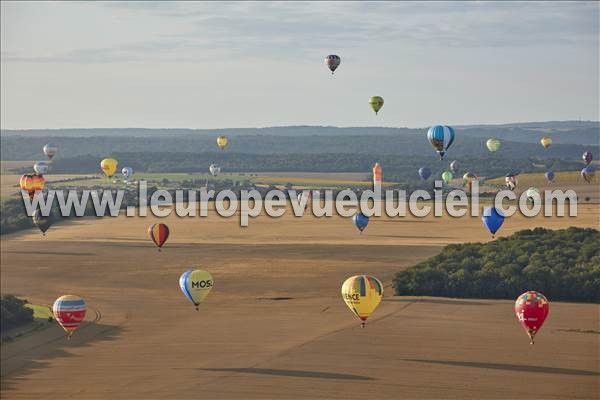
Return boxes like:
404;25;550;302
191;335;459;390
1;205;599;399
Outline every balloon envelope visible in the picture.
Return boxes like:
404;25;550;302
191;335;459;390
582;151;593;166
486;138;501;152
418;167;431;180
209;164;221;176
352;212;369;233
450;160;459;174
427;125;455;159
482;207;504;236
43;144;57;160
121;167;133;180
100;158;118;178
33;209;53;234
148;223;170;250
53;295;86;338
369;96;384;114
581;166;595;183
505;174;518;191
20;173;45;199
179;269;213;309
526;187;541;200
217;136;228;150
33;162;49;175
372;163;382;187
442;171;454;184
341;275;383;327
515;291;549;344
324;54;341;74
540;136;552;149
463;172;477;191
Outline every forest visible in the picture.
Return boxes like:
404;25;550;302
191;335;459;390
393;227;600;303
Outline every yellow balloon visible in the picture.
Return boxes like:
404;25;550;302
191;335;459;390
540;136;552;149
463;172;477;192
100;158;118;178
369;96;384;115
217;136;228;150
341;275;383;327
179;269;213;310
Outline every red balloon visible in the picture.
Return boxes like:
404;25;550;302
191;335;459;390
148;223;170;251
515;291;549;344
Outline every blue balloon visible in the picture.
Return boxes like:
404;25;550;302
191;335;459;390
481;207;504;237
352;212;369;233
418;167;432;180
179;269;196;305
545;170;555;183
427;125;455;159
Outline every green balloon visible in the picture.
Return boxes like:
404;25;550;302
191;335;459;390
442;171;454;184
369;96;384;115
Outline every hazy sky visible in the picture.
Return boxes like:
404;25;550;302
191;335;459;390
1;1;598;129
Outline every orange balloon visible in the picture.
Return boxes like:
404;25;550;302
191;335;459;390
20;173;45;199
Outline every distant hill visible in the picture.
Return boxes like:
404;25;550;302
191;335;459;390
1;120;598;143
1;122;598;161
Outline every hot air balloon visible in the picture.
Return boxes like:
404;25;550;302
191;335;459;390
369;96;384;115
482;206;504;238
209;164;221;177
121;167;133;181
298;191;310;210
545;170;555;183
324;54;341;74
217;136;228;150
53;295;86;339
526;187;541;203
352;212;369;233
179;269;213;310
100;158;118;178
442;171;454;185
450;160;459;174
581;166;595;183
463;172;477;192
43;144;57;160
505;174;518;191
148;223;170;251
515;291;549;345
33;209;53;235
372;162;382;188
540;136;552;149
427;125;455;159
20;173;45;199
582;151;593;166
33;161;49;175
418;167;431;181
341;275;383;327
486;138;501;152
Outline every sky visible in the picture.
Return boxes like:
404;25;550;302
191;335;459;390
1;1;599;130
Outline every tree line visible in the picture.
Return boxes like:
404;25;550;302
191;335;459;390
393;227;600;303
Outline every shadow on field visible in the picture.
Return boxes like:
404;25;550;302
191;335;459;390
0;321;124;391
3;250;97;257
403;359;600;376
200;367;375;381
367;234;453;239
373;219;436;223
386;298;492;306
